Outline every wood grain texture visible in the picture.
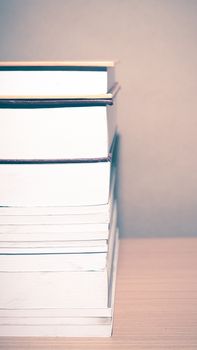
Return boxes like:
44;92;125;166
1;237;197;349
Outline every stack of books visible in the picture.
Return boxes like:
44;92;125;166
0;61;120;337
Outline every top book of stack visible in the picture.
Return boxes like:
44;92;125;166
0;61;118;102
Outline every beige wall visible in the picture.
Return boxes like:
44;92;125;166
1;0;197;237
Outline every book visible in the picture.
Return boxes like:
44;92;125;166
0;265;109;309
0;238;108;252
0;324;113;337
0;158;112;207
0;161;109;206
0;210;110;225
0;223;109;239
0;168;115;216
0;89;119;161
0;307;112;318
0;168;115;225
0;61;116;99
0;251;108;270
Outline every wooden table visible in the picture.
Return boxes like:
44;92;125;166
1;237;197;349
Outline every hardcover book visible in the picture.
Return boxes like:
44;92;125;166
0;61;116;99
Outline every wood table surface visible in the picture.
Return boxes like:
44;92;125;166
1;237;197;349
